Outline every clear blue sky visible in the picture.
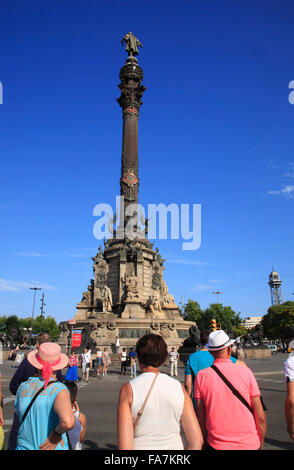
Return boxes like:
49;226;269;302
0;0;294;323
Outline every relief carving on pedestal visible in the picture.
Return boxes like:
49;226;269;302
149;290;163;315
94;323;108;341
94;256;109;289
151;321;160;331
161;280;178;308
102;285;113;313
160;323;171;340
92;250;113;313
107;321;116;330
124;268;141;301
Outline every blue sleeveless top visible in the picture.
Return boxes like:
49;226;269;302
15;377;69;450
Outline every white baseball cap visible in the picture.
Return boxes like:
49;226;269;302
208;330;236;352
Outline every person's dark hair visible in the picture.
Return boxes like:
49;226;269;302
136;334;168;368
64;381;78;404
37;333;51;345
200;329;210;346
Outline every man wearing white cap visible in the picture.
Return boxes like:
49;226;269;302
283;327;294;442
195;330;266;450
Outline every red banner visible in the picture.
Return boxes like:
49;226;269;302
72;333;82;348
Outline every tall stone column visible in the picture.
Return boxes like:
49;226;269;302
117;34;146;231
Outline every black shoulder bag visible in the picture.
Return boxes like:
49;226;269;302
210;365;267;412
19;380;57;426
210;365;255;417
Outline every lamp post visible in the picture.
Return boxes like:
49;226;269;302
179;296;184;317
212;291;223;304
30;287;42;345
39;293;46;330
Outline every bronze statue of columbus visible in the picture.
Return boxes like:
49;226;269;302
121;32;143;57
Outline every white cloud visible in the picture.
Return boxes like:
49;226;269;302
13;251;46;257
12;247;97;258
268;185;294;198
191;279;223;291
191;284;212;291
167;259;210;266
0;279;56;292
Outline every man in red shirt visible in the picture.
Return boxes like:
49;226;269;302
195;330;266;450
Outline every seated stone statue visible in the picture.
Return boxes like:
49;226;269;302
149;290;162;314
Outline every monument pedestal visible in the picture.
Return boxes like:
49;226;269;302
121;299;146;319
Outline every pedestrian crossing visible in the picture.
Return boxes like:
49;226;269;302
257;378;284;384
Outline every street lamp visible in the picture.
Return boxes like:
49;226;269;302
39;293;46;330
212;291;223;304
30;287;42;345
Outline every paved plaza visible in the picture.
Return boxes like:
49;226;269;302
1;353;293;451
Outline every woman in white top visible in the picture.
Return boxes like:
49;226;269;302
117;334;203;450
96;348;103;377
65;381;86;450
120;347;128;376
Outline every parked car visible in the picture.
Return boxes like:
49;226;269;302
268;344;278;354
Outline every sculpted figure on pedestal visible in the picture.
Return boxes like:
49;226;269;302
149;290;162;315
161;280;177;306
94;257;109;289
125;271;140;300
102;285;113;313
121;32;143;57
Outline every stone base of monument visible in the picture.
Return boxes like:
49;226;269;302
59;317;195;355
121;300;146;319
243;346;271;359
65;230;197;354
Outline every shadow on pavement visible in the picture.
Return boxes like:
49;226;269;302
264;438;293;450
82;440;117;450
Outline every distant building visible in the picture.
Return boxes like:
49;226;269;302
241;316;263;330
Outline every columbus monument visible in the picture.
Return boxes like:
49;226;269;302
60;33;195;352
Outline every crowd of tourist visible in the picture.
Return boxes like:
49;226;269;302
0;328;293;451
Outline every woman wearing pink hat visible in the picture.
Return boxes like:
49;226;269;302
15;342;75;450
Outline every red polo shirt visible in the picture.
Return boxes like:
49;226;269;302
195;358;261;450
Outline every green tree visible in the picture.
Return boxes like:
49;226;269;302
182;300;204;325
0;314;60;342
203;303;243;332
0;315;7;331
5;315;20;332
33;315;60;341
183;300;243;335
261;301;294;340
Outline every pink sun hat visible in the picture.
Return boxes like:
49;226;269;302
27;342;68;388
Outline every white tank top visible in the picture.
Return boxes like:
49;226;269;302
121;351;127;361
130;372;185;450
67;411;82;450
